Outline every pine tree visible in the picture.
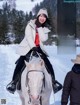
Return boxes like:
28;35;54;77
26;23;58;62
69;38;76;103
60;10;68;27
13;10;25;43
0;3;9;44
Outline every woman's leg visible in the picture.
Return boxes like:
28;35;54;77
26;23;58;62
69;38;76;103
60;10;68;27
6;50;32;94
41;56;55;81
6;56;26;94
36;46;55;80
41;55;56;93
12;56;26;81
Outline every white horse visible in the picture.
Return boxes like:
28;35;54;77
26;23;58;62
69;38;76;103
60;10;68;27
17;56;54;105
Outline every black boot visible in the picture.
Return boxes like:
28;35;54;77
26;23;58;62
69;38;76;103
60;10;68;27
6;81;16;94
52;80;63;94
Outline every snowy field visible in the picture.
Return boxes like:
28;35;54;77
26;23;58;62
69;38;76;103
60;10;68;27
0;44;80;105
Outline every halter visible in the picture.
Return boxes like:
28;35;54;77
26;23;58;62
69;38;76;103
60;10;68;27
26;70;45;105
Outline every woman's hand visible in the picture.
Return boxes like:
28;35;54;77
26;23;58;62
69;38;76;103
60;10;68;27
31;46;39;52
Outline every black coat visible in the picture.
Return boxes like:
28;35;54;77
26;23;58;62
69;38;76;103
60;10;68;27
61;64;80;105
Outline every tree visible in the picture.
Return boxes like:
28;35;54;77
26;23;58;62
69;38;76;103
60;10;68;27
13;10;25;43
0;3;9;44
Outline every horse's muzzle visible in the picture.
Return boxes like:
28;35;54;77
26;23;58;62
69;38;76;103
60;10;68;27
31;94;40;100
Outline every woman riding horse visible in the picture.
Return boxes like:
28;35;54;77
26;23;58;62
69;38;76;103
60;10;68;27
6;8;55;94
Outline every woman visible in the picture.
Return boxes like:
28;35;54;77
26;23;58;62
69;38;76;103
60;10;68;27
6;8;55;94
61;55;80;105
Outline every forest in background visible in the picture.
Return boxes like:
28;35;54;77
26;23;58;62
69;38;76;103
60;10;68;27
0;0;57;44
0;0;80;44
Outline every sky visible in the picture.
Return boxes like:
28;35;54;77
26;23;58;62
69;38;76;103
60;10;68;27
16;0;43;13
0;44;80;105
0;0;43;13
0;1;3;8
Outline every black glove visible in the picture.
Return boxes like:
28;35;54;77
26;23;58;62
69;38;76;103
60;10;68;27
35;19;42;28
31;47;39;52
32;47;37;51
32;46;47;58
32;46;43;53
31;47;40;57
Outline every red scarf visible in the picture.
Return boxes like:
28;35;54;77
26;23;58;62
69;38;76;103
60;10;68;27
34;29;40;46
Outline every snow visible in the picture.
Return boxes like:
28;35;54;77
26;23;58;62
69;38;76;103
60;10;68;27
0;44;80;105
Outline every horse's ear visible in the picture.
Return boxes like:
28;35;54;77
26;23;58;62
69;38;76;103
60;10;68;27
24;60;29;66
40;59;44;66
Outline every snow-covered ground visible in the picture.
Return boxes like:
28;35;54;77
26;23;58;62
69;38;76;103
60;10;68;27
0;44;80;105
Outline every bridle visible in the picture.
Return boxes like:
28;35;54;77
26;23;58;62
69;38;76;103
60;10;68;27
26;70;45;105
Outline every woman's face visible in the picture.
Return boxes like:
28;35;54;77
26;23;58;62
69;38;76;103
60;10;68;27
38;14;47;24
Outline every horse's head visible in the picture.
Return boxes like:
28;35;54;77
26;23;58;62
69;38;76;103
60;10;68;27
25;57;45;101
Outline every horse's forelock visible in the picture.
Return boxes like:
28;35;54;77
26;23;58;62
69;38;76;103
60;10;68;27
26;57;44;69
